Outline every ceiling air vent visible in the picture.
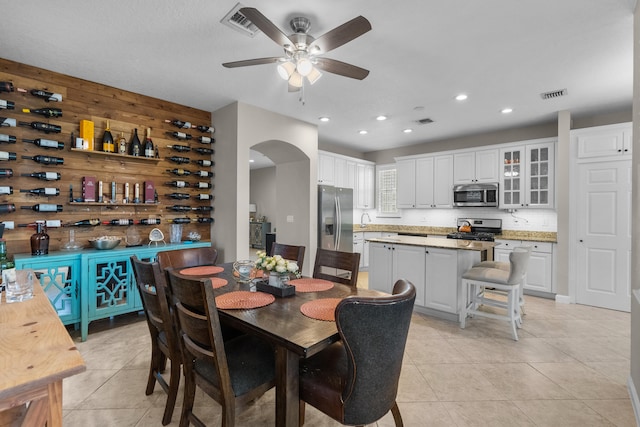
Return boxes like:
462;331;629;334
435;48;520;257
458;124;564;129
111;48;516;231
221;3;260;38
540;88;568;100
417;118;434;125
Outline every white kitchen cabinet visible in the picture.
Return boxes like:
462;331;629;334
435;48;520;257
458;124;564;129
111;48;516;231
424;248;459;313
369;242;395;294
397;155;453;208
318;151;335;185
494;239;554;294
499;139;555;209
353;232;364;268
575;122;632;159
356;163;375;209
369;242;425;306
453;149;499;184
396;158;416;208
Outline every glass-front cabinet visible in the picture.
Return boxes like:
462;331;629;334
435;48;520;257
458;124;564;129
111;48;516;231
499;139;555;209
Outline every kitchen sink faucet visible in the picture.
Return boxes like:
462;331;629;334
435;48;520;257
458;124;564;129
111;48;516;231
360;212;371;228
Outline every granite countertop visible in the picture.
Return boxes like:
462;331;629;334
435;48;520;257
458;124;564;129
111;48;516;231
366;235;495;252
353;224;557;243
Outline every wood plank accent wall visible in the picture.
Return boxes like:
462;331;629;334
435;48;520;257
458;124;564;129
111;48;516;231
0;58;213;254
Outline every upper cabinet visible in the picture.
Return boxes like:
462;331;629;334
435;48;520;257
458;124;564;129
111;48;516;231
499;139;555;209
318;150;375;209
397;155;453;209
574;122;632;159
453;149;499;184
356;163;375;209
318;151;336;185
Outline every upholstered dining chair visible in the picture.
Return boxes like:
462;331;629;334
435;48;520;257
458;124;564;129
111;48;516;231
166;269;276;427
156;246;218;271
270;242;306;272
299;279;416;427
312;248;361;287
131;256;181;425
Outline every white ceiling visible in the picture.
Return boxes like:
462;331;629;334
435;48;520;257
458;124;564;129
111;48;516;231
0;0;634;164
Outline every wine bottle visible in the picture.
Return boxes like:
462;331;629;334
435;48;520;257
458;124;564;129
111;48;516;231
23;138;64;149
196;194;212;201
102;120;114;153
168;217;214;224
18;121;62;134
192;206;213;212
196;136;214;144
21;155;64;165
30;89;62;102
0;100;15;110
20;204;63;212
117;131;127;154
0;169;13;178
137;218;161;225
22;107;62;118
167;131;192;140
194;147;214;155
129;128;141;156
196;170;214;178
65;218;100;227
196;217;214;223
168;217;191;224
0;204;15;213
166;168;191;176
0;134;16;144
165;119;191;129
19;187;59;196
0;152;17;161
0;118;16;127
19;220;61;228
196;159;213;167
102;219;134;226
0;186;12;195
0;82;26;93
195;125;214;133
165;180;189;188
21;172;61;181
167;193;190;200
166;144;191;152
143;128;154;158
168;156;190;164
170;205;192;212
196;182;212;189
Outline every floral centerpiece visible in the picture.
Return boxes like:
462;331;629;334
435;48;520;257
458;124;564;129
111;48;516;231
254;250;301;285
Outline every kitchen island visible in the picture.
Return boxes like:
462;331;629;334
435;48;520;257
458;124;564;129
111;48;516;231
367;235;495;321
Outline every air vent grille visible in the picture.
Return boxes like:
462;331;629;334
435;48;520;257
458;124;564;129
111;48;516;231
417;118;434;125
221;3;260;37
540;88;567;100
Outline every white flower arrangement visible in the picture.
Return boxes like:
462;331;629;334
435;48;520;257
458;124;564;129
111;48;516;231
254;250;301;278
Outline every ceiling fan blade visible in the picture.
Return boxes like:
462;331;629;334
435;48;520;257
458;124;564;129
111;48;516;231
222;57;282;68
239;7;295;48
288;84;301;92
314;58;370;80
309;16;372;54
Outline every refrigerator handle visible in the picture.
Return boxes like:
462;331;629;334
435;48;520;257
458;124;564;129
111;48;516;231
335;195;341;250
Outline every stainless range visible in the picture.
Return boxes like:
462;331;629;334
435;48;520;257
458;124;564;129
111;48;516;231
446;218;502;242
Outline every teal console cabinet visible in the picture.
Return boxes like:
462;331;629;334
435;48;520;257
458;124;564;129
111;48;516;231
14;241;210;341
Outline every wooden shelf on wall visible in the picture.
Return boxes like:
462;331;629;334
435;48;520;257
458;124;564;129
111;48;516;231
69;148;162;163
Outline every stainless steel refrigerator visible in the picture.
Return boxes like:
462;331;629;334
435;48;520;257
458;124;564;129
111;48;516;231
318;185;353;251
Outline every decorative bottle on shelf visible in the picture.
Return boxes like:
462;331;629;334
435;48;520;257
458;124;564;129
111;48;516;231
129;128;141;156
22;107;62;118
143;128;154;158
117;131;127;154
102;120;114;153
30;222;50;255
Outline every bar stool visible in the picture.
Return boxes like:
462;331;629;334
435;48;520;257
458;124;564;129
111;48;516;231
459;249;530;340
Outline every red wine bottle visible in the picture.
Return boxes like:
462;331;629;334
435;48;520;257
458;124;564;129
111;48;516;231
170;205;192;212
21;172;61;181
196;194;212;201
196;182;212;189
30;89;62;102
167;193;190;200
103;219;134;226
167;131;192;140
22;108;62;118
21;155;64;165
19;121;62;134
65;218;100;227
196;159;213;167
102;120;114;153
20;187;60;196
166;144;191;152
165;181;189;188
168;217;191;224
19;220;61;228
129;128;141;156
0;134;16;144
0;82;26;93
195;170;213;178
0;100;15;110
0;186;13;195
0;118;16;127
0;169;13;178
194;147;214;155
23;138;64;149
196;136;214;144
195;125;214;133
0;152;17;161
168;156;190;164
0;204;16;213
165;119;191;129
192;206;213;212
166;168;191;176
137;218;161;225
143;128;154;158
21;203;63;212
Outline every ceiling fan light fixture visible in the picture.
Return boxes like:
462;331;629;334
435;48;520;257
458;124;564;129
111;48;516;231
306;67;322;85
296;57;313;76
289;71;304;88
277;61;296;80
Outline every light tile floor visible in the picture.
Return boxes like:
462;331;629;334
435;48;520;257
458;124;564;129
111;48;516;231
61;274;636;426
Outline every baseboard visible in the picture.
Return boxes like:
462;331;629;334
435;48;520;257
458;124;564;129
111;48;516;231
555;294;571;304
626;376;640;426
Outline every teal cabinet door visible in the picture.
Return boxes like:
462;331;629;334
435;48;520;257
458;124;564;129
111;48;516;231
87;255;138;319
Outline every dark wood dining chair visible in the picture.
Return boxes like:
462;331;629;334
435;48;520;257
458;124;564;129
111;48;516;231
299;279;416;427
312;248;361;287
166;269;276;427
270;242;306;271
156;246;218;271
130;255;181;426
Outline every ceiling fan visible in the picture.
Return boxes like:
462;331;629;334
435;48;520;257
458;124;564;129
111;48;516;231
222;7;372;92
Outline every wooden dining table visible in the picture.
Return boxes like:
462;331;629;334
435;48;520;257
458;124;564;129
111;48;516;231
198;263;387;427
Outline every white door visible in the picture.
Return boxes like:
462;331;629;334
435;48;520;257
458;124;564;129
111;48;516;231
576;160;631;312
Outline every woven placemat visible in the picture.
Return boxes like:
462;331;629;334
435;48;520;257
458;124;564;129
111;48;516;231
215;291;275;310
210;277;228;289
180;266;224;276
300;298;342;321
289;278;334;293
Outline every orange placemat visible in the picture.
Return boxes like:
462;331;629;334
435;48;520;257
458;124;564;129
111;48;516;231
290;278;334;293
210;277;228;289
215;291;275;310
300;298;342;321
180;266;224;276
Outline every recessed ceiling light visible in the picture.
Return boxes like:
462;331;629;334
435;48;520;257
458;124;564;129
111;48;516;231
376;115;387;121
403;128;413;133
501;108;513;114
319;116;330;122
455;94;468;101
359;130;368;135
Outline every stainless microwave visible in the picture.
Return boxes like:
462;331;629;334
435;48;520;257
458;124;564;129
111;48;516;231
453;183;499;207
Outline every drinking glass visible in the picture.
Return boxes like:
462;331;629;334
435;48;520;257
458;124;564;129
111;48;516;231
4;268;34;303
